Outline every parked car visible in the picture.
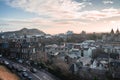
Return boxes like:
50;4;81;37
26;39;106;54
7;64;13;70
27;76;32;80
16;68;22;72
12;64;17;70
0;59;4;64
22;72;28;77
4;61;9;65
0;54;2;58
18;59;23;63
22;68;27;72
30;68;37;73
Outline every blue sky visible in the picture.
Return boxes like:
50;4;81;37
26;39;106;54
0;0;38;19
0;0;120;34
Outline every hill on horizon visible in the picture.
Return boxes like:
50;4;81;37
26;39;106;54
0;28;46;38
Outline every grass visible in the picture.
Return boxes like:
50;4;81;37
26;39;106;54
0;65;20;80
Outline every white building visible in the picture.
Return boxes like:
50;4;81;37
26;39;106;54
72;43;97;58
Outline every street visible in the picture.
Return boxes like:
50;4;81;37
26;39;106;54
0;57;60;80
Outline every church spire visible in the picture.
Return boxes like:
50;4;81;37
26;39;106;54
110;28;114;34
116;28;119;34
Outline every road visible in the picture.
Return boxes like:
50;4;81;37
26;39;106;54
1;57;60;80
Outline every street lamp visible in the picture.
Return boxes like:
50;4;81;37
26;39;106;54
28;45;31;60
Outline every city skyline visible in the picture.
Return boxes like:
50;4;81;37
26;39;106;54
0;0;120;34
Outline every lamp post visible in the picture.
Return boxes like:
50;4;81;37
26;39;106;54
108;48;111;72
28;45;31;60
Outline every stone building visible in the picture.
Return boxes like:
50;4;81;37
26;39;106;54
102;28;120;42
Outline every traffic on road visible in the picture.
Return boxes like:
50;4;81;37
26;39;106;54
0;56;60;80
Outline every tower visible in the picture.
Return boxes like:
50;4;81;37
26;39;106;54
116;28;119;35
110;29;114;34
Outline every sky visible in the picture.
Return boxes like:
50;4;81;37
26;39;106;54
0;0;120;34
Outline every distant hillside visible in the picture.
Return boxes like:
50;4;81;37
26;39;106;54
1;28;45;38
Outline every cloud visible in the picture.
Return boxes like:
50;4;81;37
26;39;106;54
110;20;120;25
0;18;54;27
6;0;86;19
5;0;120;21
1;0;120;34
102;0;114;4
79;8;120;20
